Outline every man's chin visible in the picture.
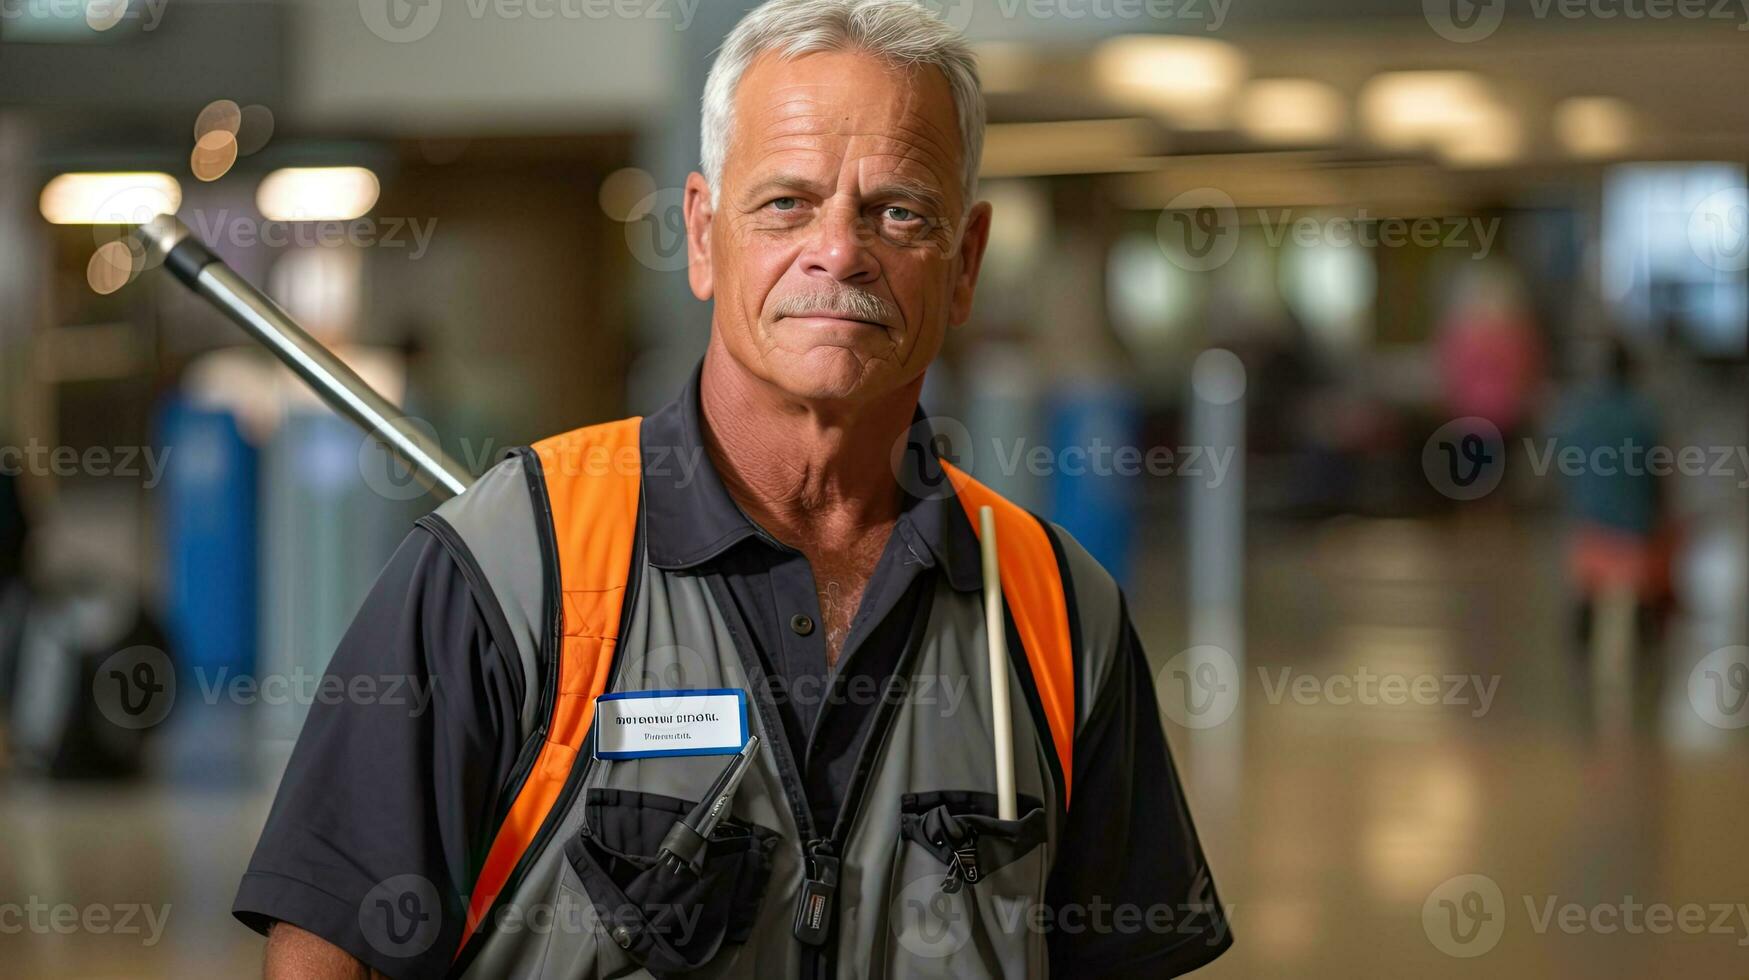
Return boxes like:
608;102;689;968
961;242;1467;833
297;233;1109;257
764;346;892;404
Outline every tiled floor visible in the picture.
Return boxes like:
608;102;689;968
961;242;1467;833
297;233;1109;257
3;510;1746;977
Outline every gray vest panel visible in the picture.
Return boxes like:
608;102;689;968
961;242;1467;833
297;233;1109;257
427;455;546;740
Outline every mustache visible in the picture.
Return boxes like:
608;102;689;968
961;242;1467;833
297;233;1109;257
769;288;897;327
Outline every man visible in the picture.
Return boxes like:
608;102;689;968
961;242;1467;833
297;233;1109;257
235;1;1231;977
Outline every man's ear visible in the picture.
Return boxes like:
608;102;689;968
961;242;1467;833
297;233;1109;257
684;172;715;301
948;200;993;328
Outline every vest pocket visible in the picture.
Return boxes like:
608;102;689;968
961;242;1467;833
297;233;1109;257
542;788;780;979
884;791;1051;978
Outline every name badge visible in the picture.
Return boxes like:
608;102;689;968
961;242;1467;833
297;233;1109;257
594;689;749;760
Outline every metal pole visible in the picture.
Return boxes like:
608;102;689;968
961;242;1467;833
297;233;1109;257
134;214;471;499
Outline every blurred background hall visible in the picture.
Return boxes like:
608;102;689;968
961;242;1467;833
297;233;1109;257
3;0;1749;976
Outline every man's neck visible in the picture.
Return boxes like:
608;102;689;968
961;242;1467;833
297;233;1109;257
696;342;916;548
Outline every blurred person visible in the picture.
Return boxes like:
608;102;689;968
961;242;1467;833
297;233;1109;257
233;2;1231;979
1436;262;1546;441
1554;339;1673;647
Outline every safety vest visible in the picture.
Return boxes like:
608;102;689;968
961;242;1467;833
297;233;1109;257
424;418;1122;979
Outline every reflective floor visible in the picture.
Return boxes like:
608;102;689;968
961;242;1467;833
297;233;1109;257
1165;512;1749;979
3;510;1747;977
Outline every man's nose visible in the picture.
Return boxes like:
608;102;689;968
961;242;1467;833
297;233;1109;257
798;203;880;284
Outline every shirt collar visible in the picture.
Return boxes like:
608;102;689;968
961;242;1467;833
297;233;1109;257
639;364;983;593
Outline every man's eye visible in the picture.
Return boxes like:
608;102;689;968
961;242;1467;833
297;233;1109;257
884;206;920;222
769;197;800;212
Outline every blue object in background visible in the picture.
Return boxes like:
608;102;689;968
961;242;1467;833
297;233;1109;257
1045;385;1140;590
157;397;259;678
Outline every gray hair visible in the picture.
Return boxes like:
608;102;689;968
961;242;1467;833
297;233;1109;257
701;0;985;212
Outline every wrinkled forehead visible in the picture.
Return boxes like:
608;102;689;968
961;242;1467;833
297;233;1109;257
726;49;965;206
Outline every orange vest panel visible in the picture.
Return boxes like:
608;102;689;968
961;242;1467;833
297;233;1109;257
460;417;643;948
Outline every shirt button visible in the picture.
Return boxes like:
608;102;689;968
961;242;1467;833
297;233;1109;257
611;924;634;949
790;613;815;636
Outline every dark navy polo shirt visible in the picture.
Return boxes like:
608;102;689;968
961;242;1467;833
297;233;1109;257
233;368;1232;979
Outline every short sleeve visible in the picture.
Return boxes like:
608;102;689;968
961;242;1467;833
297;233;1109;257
232;526;525;979
1044;596;1233;977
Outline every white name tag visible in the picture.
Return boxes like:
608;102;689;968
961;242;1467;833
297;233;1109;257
594;689;749;760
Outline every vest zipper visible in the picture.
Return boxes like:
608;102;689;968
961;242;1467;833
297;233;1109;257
707;575;940;980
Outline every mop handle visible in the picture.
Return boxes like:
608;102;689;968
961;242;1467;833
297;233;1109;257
979;505;1018;821
134;214;472;499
